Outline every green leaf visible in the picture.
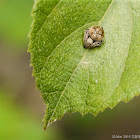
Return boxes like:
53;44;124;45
29;0;140;129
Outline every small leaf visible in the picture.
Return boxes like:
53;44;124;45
29;0;140;129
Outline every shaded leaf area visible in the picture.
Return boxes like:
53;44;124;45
29;0;140;129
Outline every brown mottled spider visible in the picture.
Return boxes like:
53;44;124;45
83;26;104;48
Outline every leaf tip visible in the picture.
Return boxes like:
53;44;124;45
43;125;47;131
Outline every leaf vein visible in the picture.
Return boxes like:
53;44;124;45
33;0;61;38
97;1;133;110
38;21;96;75
46;50;88;126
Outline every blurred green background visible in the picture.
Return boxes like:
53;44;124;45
0;0;140;140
